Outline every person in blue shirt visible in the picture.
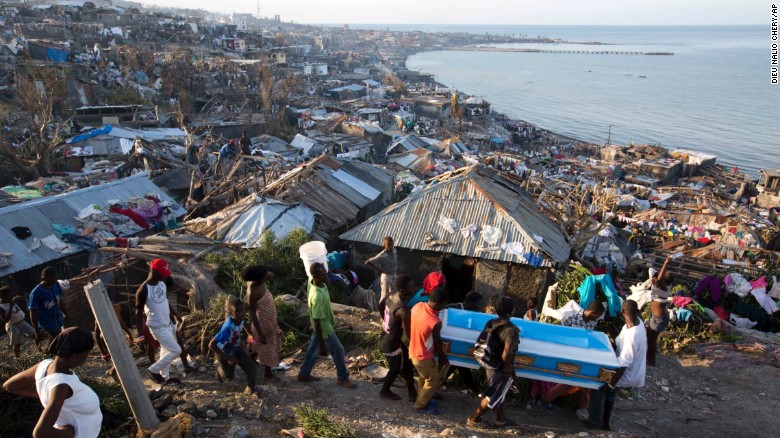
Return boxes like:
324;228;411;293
219;139;235;160
209;299;259;396
29;267;67;341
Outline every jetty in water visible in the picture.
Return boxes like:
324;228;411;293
448;46;674;55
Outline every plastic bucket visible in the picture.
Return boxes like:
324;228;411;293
299;241;328;278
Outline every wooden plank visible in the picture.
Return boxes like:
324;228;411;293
84;280;160;431
98;247;194;257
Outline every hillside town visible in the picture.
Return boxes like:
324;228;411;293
1;2;779;438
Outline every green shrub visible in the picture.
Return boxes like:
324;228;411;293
294;403;357;438
203;228;310;299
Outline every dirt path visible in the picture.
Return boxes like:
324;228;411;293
66;305;780;438
88;339;775;438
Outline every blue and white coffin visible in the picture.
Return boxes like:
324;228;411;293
440;309;620;389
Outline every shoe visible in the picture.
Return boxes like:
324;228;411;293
416;400;439;415
380;390;402;400
407;392;418;403
297;375;321;383
337;379;357;389
163;377;182;386
529;398;553;413
576;408;590;422
146;369;165;384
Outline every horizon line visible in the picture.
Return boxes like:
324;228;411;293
306;23;764;27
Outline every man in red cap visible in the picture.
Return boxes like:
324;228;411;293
407;272;446;308
135;259;184;384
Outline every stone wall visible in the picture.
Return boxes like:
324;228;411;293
505;264;550;317
474;259;508;304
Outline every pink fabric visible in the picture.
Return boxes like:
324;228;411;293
750;276;768;289
531;380;557;399
713;306;729;320
671;296;693;308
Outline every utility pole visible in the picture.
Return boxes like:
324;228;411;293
256;1;260;33
606;124;614;147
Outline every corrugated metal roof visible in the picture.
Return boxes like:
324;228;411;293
388;148;433;174
0;173;186;277
329;169;381;200
341;166;570;265
315;171;372;208
221;197;316;247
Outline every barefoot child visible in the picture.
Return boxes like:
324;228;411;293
244;265;282;382
210;300;259;395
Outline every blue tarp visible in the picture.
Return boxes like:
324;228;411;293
577;274;623;317
67;124;113;144
491;137;504;144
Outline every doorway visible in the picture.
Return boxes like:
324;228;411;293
442;254;475;304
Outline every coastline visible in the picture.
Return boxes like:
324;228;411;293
404;53;605;153
404;39;767;176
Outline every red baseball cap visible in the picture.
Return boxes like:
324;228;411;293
150;259;171;277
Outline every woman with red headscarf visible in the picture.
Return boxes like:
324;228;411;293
407;272;446;308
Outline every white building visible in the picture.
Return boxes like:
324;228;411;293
231;13;256;32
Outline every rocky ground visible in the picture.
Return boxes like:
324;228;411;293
91;305;777;438
8;304;779;438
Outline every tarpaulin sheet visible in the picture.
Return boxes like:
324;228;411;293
67;124;113;144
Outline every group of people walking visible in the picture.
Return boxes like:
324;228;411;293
1;232;652;436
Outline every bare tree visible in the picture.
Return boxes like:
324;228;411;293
0;67;67;181
535;179;618;265
384;73;407;98
450;91;463;131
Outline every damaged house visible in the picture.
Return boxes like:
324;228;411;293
262;155;394;245
341;165;570;313
0;172;186;293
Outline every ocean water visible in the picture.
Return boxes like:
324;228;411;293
398;25;777;175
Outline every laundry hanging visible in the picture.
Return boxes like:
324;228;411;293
460;224;478;240
438;215;458;234
481;225;502;245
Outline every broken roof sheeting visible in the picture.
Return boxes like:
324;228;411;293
388;148;433;175
106;127;187;142
263;155;394;235
387;134;438;155
316;171;373;208
341;166;570;266
222;197;315;246
0;172;186;277
329;169;381;200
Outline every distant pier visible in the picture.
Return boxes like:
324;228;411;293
447;47;674;56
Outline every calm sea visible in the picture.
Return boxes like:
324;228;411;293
382;25;777;175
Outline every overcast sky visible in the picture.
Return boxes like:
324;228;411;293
137;0;764;25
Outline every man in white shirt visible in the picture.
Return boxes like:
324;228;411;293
135;259;183;384
365;236;398;302
583;299;647;431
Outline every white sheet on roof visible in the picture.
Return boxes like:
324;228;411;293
223;198;315;247
108;127;186;142
329;169;381;200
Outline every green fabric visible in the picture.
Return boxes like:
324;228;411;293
308;281;336;338
2;185;43;199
